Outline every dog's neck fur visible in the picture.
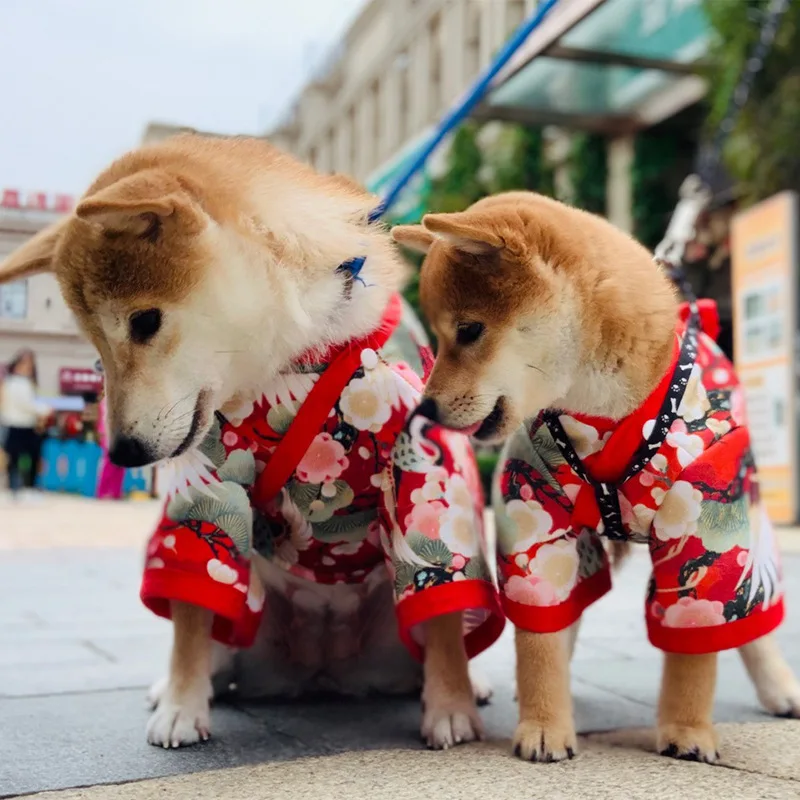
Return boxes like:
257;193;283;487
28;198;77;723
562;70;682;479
552;263;678;421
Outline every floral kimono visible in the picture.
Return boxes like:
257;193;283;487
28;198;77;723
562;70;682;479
141;295;504;660
495;301;784;654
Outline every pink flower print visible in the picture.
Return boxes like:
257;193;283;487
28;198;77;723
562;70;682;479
296;432;349;484
452;554;466;570
520;484;534;501
663;597;726;628
404;500;445;539
222;431;238;448
504;574;559;607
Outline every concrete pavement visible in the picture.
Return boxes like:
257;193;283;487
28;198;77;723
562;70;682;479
1;494;799;798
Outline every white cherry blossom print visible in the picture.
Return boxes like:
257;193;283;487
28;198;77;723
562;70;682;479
559;416;607;459
651;481;703;541
339;375;393;432
207;559;238;584
503;498;556;551
678;364;711;422
528;540;579;602
438;474;480;557
666;429;705;468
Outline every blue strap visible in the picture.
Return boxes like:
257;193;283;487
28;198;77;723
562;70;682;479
338;0;561;282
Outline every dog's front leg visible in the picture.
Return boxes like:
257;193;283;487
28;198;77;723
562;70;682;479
146;601;214;748
513;628;577;762
421;611;483;749
657;651;718;762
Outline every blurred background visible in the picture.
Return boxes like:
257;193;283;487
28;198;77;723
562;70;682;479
1;0;798;514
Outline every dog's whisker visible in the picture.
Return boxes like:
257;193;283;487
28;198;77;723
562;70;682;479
526;364;548;377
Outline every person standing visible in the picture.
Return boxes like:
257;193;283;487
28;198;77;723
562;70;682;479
0;349;49;498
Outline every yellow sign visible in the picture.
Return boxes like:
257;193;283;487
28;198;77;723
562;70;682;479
731;191;798;523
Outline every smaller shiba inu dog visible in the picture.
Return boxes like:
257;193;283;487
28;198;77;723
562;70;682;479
393;191;800;763
0;136;505;749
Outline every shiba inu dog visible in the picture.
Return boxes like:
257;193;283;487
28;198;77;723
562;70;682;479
0;135;505;749
393;191;799;763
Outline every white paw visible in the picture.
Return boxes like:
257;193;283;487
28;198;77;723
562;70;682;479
758;677;800;718
421;698;484;750
146;676;168;709
146;683;212;748
470;668;493;707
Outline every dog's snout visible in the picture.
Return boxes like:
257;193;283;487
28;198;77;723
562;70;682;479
414;397;440;423
109;435;155;468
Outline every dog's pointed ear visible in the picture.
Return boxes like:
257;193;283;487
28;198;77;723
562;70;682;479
391;225;435;255
75;171;195;238
422;212;503;255
0;218;67;282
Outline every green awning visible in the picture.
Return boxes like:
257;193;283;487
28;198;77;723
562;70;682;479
478;0;711;133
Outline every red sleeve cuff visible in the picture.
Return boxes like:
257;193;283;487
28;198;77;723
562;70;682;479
395;579;505;662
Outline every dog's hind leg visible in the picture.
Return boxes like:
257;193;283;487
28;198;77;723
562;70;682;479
739;633;800;717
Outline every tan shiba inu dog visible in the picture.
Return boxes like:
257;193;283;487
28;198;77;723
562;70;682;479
0;135;496;749
393;191;800;763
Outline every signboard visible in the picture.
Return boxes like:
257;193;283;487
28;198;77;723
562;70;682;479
1;189;74;213
731;191;799;523
59;367;103;395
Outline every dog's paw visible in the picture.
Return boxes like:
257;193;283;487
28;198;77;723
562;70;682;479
756;675;800;718
146;683;212;749
421;697;484;750
657;723;719;763
512;720;577;763
146;676;168;710
470;668;493;707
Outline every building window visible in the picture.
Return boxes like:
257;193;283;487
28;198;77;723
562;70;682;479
0;280;28;319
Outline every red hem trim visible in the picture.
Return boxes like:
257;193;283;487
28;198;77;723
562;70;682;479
395;579;505;662
648;598;785;654
501;568;612;633
140;568;256;647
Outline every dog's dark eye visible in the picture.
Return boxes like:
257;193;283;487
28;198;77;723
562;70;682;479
456;321;485;346
129;309;162;344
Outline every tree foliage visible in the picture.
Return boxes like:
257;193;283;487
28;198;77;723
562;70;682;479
704;0;800;202
569;132;607;214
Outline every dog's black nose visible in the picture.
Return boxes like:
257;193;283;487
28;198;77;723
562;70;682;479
109;436;154;468
414;397;440;422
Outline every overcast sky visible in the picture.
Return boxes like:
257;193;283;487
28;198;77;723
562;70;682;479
0;0;366;198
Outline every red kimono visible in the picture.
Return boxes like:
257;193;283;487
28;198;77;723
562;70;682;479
141;295;504;660
496;301;784;654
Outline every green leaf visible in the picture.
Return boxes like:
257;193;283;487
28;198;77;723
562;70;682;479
267;403;295;435
311;508;378;540
217;449;255;486
394;562;417;596
464;555;489;581
696;496;751;554
198;418;226;467
406;531;453;566
287;479;355;522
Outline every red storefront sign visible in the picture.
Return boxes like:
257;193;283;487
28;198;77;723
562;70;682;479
59;367;103;395
1;188;74;213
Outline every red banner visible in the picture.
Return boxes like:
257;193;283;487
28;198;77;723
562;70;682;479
59;367;103;395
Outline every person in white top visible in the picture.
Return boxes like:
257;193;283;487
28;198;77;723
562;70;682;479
0;349;50;495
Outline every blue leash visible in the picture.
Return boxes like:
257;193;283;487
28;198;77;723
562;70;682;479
339;0;561;284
